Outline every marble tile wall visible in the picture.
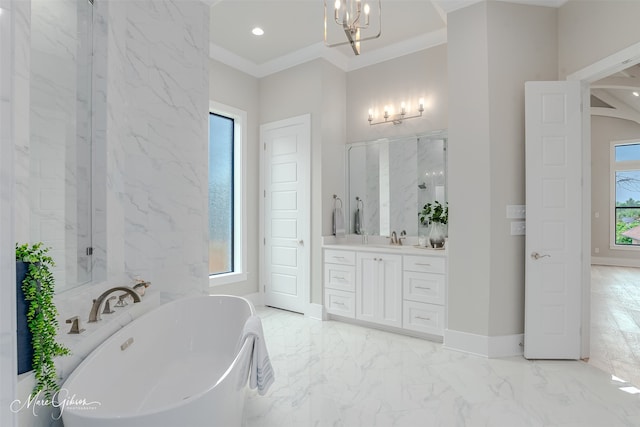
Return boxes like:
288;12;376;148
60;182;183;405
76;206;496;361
7;1;210;425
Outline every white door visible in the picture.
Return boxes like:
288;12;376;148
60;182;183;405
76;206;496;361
261;115;310;314
524;81;583;359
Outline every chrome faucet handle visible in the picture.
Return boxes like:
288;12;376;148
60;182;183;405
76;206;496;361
102;296;117;314
399;230;407;245
390;231;398;245
115;294;130;307
66;316;85;334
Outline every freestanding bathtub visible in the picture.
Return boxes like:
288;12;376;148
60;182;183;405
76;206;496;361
61;295;255;427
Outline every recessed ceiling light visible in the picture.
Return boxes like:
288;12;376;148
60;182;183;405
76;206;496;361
252;27;264;36
633;91;640;97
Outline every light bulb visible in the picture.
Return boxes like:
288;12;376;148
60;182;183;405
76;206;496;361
401;102;406;114
634;91;640;97
364;3;370;14
252;27;264;36
334;0;341;10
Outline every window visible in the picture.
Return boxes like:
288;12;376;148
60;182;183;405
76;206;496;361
208;102;247;285
611;141;640;248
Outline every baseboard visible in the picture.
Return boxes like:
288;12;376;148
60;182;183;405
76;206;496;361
306;303;325;320
444;329;524;358
591;256;640;268
243;292;264;307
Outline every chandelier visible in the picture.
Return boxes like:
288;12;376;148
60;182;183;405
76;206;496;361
324;0;381;55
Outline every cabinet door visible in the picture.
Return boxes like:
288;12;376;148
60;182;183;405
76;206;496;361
356;253;402;328
356;253;377;323
377;254;402;328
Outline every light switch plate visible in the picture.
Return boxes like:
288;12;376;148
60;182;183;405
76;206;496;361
511;221;526;235
507;205;526;219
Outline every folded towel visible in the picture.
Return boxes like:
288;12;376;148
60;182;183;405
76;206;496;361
333;207;345;237
241;315;274;396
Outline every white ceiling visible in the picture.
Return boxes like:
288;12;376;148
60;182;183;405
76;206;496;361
207;0;566;77
592;64;640;125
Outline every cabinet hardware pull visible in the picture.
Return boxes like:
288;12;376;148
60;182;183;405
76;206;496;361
333;256;347;261
334;276;345;280
416;316;432;321
334;301;346;306
415;263;432;266
416;286;432;290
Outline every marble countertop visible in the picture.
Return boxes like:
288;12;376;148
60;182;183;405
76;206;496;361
322;235;448;256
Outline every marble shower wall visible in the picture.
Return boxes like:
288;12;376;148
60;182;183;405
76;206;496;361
105;0;210;298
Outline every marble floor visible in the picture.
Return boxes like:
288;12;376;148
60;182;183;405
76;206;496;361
245;306;640;427
589;265;640;388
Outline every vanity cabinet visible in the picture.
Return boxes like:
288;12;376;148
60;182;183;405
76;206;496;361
402;255;446;336
323;245;447;340
355;253;402;328
324;249;356;318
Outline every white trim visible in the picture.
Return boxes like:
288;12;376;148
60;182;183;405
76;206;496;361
591;256;640;268
307;303;325;321
609;138;640;250
242;292;264;308
567;41;640;83
209;30;447;79
568;42;640;360
209;272;248;287
444;329;524;358
444;329;488;357
208;102;248;285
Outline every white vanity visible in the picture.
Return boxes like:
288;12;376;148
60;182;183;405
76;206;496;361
323;239;447;341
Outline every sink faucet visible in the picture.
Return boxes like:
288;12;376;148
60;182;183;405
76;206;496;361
399;230;407;245
88;286;141;322
390;231;398;245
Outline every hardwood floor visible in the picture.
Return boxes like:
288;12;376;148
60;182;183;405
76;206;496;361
589;265;640;386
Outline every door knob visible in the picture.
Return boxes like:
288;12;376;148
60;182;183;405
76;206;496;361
298;240;304;245
531;252;550;260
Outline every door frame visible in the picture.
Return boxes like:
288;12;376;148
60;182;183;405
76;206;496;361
566;41;640;358
259;114;311;315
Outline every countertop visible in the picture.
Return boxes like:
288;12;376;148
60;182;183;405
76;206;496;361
322;235;448;256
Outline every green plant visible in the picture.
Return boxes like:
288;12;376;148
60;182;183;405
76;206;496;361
419;201;448;225
16;243;70;400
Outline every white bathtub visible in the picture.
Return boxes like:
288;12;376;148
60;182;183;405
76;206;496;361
61;295;255;427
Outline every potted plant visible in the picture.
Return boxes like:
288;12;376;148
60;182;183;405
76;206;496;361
419;201;448;248
16;243;70;400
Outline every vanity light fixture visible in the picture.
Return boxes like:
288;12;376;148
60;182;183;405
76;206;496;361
324;0;381;55
368;99;425;126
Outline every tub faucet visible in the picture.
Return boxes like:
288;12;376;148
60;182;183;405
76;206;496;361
88;286;141;323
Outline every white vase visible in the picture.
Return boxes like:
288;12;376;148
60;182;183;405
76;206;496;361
429;222;446;249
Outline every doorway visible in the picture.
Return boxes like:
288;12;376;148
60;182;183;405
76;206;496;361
568;41;640;372
259;115;311;314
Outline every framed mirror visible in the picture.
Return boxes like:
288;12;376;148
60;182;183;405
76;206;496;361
346;131;447;237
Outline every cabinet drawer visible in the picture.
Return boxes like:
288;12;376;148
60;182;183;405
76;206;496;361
325;289;355;318
404;255;445;274
324;264;356;292
324;249;356;266
403;271;445;305
403;300;444;336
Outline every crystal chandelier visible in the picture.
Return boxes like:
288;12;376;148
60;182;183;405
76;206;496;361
324;0;381;55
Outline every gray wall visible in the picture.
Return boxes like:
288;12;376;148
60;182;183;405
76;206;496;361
347;46;448;143
447;1;558;338
559;0;640;79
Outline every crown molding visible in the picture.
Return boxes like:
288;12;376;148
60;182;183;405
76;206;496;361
210;28;447;79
